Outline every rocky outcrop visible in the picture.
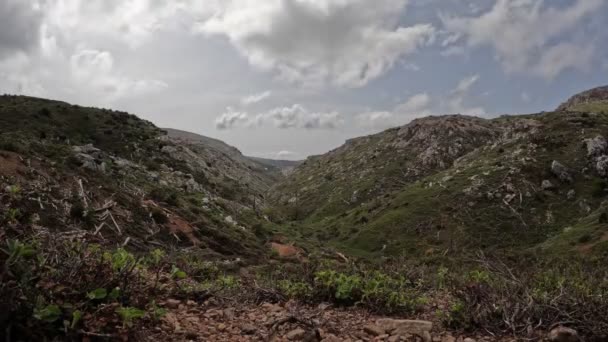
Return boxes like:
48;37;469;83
557;86;608;111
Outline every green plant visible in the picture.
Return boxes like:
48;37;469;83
87;288;107;300
104;248;137;272
170;265;187;279
149;301;167;321
4;208;22;223
70;310;82;329
116;307;146;327
217;275;239;289
33;304;62;323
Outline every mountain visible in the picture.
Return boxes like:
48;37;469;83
270;88;608;258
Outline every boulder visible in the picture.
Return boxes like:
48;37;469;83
584;135;608;157
548;326;580;342
551;161;572;183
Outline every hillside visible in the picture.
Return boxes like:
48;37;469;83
270;89;608;259
0;95;273;258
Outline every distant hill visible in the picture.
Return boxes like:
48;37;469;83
248;156;302;174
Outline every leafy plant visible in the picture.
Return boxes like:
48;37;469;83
116;307;146;327
87;288;107;300
170;265;187;279
33;304;62;323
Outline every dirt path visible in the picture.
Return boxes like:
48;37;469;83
145;298;510;342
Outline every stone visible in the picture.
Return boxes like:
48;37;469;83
541;180;555;190
584;135;608;157
463;339;476;342
322;334;341;342
596;155;608;177
441;335;456;342
548;326;580;342
165;299;181;309
241;324;256;335
286;328;307;340
567;189;576;200
375;319;432;341
388;336;400;342
217;323;227;332
551;160;573;183
363;324;385;336
223;308;235;319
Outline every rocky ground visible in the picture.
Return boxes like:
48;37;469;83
145;299;514;342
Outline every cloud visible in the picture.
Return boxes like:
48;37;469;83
0;1;43;59
69;49;168;101
276;150;297;159
197;0;435;87
241;90;271;105
446;74;484;115
358;92;432;129
263;104;343;129
357;76;486;131
441;0;604;79
215;107;250;130
395;92;431;112
451;74;479;95
535;42;594;79
215;104;343;130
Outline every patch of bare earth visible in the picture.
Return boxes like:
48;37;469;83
145;299;513;342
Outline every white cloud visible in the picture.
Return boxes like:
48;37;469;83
447;74;484;115
197;0;435;87
69;49;168;101
441;0;604;79
262;104;343;129
395;92;431;113
357;75;486;131
535;42;594;79
215;107;250;130
358;92;432;130
215;104;343;130
277;150;297;159
451;74;479;95
241;90;271;105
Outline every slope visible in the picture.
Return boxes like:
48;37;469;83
0;95;272;259
270;88;608;259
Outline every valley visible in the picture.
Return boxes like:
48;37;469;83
2;86;608;341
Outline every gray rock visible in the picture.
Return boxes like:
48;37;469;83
541;180;555;191
596;155;608;177
161;145;178;154
584;135;608;157
551;160;573;183
75;153;106;173
567;189;576;201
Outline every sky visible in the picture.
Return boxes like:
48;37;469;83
0;0;607;160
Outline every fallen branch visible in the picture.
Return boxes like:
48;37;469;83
109;212;122;236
